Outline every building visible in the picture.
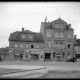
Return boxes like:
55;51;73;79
0;47;10;61
9;29;44;61
74;39;80;60
8;17;77;61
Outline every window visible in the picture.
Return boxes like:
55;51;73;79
29;36;33;39
75;46;78;50
41;55;43;59
47;24;50;28
26;44;28;48
20;44;23;48
55;41;58;44
55;24;59;28
60;24;63;29
67;34;71;38
62;53;65;57
68;43;71;48
36;45;39;48
67;32;72;38
55;32;59;38
60;41;63;45
15;54;19;59
15;44;18;48
31;45;34;48
54;41;58;48
67;53;71;57
46;32;51;37
60;32;64;38
46;42;50;48
22;35;25;38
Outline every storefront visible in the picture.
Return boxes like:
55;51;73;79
30;51;40;60
13;50;24;61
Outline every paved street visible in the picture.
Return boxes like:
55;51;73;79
0;61;80;78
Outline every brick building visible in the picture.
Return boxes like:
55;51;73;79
8;17;77;61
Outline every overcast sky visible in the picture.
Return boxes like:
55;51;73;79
0;2;80;48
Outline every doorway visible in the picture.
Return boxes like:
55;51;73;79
45;53;51;60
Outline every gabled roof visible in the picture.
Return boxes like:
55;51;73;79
51;18;67;24
9;30;44;42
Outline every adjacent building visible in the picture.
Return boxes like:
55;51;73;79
8;17;78;61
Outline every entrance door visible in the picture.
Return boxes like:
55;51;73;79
56;53;62;61
56;56;61;61
45;53;51;60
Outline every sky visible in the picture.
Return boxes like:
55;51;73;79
0;2;80;48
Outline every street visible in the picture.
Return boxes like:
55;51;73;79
0;61;80;78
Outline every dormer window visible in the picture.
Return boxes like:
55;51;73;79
29;36;33;39
22;35;25;38
47;24;50;28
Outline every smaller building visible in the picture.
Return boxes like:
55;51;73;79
0;47;10;61
74;39;80;60
8;28;44;61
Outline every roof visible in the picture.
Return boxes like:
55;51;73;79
51;18;67;24
9;30;44;42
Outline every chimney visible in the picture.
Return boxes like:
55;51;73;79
74;35;76;39
22;28;24;32
68;24;71;29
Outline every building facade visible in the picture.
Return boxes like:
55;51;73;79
74;39;80;60
8;17;77;61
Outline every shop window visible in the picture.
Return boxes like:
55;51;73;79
15;54;20;59
62;53;65;57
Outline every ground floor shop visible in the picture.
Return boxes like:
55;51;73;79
44;51;73;61
7;49;74;61
9;49;44;61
